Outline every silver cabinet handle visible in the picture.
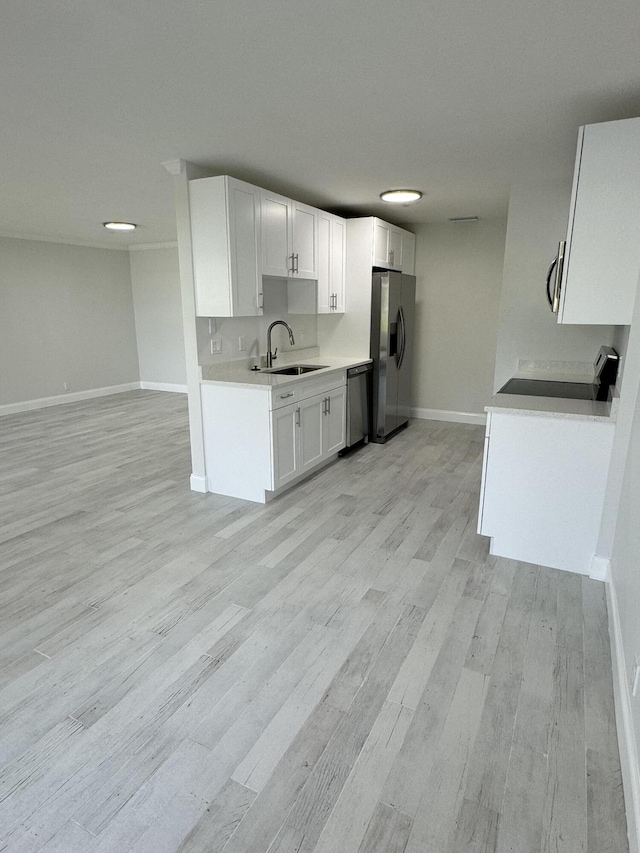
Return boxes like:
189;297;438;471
295;407;300;426
294;253;299;274
389;249;394;265
279;392;294;399
288;254;295;274
553;240;565;314
258;291;263;310
327;395;331;415
322;398;327;415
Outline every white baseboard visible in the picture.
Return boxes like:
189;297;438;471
589;555;611;582
0;383;140;417
411;407;487;426
607;576;640;852
190;474;208;493
0;381;189;417
140;381;188;394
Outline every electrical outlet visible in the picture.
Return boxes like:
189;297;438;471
211;339;222;354
633;659;640;697
300;329;308;343
238;335;246;352
63;381;70;391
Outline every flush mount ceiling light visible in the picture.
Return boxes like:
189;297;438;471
103;221;137;232
380;189;423;204
448;216;479;222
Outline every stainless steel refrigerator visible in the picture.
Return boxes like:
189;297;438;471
370;271;416;443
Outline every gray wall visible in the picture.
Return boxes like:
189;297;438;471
493;181;618;392
129;246;187;387
411;219;507;416
0;236;139;406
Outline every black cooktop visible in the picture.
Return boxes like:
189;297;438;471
499;378;597;400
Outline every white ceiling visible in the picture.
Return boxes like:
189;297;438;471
2;0;639;248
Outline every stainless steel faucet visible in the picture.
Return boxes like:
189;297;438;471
267;320;295;367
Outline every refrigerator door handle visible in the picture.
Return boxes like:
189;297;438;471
396;306;406;369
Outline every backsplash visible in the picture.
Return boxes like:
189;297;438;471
197;278;318;367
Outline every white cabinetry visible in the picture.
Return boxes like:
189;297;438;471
323;385;347;454
558;117;640;325
271;383;346;489
478;410;614;574
317;211;346;313
261;190;319;279
201;371;347;503
371;218;415;272
189;176;262;317
401;231;416;276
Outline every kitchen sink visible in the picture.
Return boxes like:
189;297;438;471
267;364;328;375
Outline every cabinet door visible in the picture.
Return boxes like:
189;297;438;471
299;395;324;473
559;117;640;325
316;211;332;313
330;216;346;312
389;228;403;270
271;403;299;490
189;175;262;317
401;231;416;276
373;220;391;267
292;201;318;279
317;213;346;314
323;386;347;456
262;191;292;278
228;179;263;316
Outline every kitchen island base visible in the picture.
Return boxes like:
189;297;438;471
478;409;615;575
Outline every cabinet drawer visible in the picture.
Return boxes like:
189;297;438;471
271;386;301;410
269;370;347;410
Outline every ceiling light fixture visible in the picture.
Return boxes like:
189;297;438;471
448;216;479;222
380;189;423;204
103;221;137;232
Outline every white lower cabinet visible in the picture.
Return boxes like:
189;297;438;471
323;386;346;455
201;371;347;503
478;410;614;575
271;384;347;490
271;404;299;489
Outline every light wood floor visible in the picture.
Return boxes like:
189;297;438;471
0;391;628;853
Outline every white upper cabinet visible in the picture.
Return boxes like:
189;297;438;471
261;190;319;280
558;117;640;325
189;176;262;318
292;200;319;279
261;191;291;278
317;211;346;314
371;217;415;272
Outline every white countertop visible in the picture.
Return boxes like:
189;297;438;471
200;355;372;390
486;393;615;422
486;364;619;422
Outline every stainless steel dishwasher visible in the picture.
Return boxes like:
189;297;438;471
343;362;372;452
